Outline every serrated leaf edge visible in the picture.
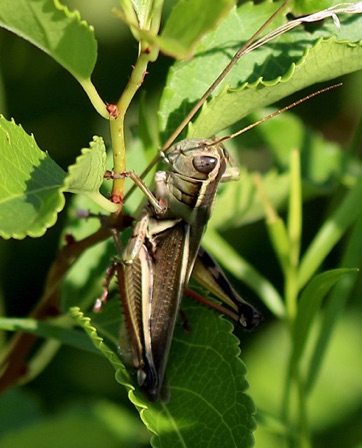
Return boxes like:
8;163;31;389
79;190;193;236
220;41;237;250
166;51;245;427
0;115;66;240
69;307;151;413
63;136;105;193
54;0;95;33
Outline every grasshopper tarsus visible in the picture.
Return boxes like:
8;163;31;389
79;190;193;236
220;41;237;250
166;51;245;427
93;261;118;312
179;309;192;333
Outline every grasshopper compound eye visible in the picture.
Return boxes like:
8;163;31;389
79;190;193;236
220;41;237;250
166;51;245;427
192;155;218;174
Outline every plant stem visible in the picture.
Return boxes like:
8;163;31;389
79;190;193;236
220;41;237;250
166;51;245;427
79;79;108;119
285;149;302;323
283;149;309;448
296;369;311;448
109;48;157;203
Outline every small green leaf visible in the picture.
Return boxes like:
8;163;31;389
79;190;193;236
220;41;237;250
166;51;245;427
0;0;97;81
64;137;106;195
131;0;156;30
0;116;66;239
156;0;234;58
292;268;357;365
63;136;117;212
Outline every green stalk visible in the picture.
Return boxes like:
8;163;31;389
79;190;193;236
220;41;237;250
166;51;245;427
285;149;302;324
109;42;159;203
296;371;311;448
282;150;308;448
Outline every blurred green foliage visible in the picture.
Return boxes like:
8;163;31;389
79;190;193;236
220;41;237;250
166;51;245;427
0;1;361;447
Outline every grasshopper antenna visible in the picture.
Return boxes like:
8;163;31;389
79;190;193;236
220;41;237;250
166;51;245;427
125;0;291;200
161;0;292;153
211;83;343;145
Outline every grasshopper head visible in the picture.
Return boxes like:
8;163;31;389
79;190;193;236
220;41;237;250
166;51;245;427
166;138;228;181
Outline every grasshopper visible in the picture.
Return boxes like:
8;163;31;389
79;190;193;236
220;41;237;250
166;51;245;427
113;138;261;401
104;1;356;401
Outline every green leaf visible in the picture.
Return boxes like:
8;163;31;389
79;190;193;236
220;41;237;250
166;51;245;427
0;0;97;81
143;301;256;447
0;116;66;239
64;137;106;195
156;0;234;58
69;301;257;447
63;136;117;212
131;0;157;30
0;315;99;354
159;1;362;142
292;268;357;365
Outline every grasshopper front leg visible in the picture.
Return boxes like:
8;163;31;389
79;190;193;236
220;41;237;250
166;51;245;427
104;170;167;215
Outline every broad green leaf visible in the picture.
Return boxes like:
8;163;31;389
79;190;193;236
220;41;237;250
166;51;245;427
293;0;336;15
159;1;362;142
0;116;66;239
292;268;357;365
156;0;234;58
69;302;257;447
0;0;97;82
143;301;256;448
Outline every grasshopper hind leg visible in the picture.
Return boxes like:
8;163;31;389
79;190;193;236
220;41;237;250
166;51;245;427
191;247;261;329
